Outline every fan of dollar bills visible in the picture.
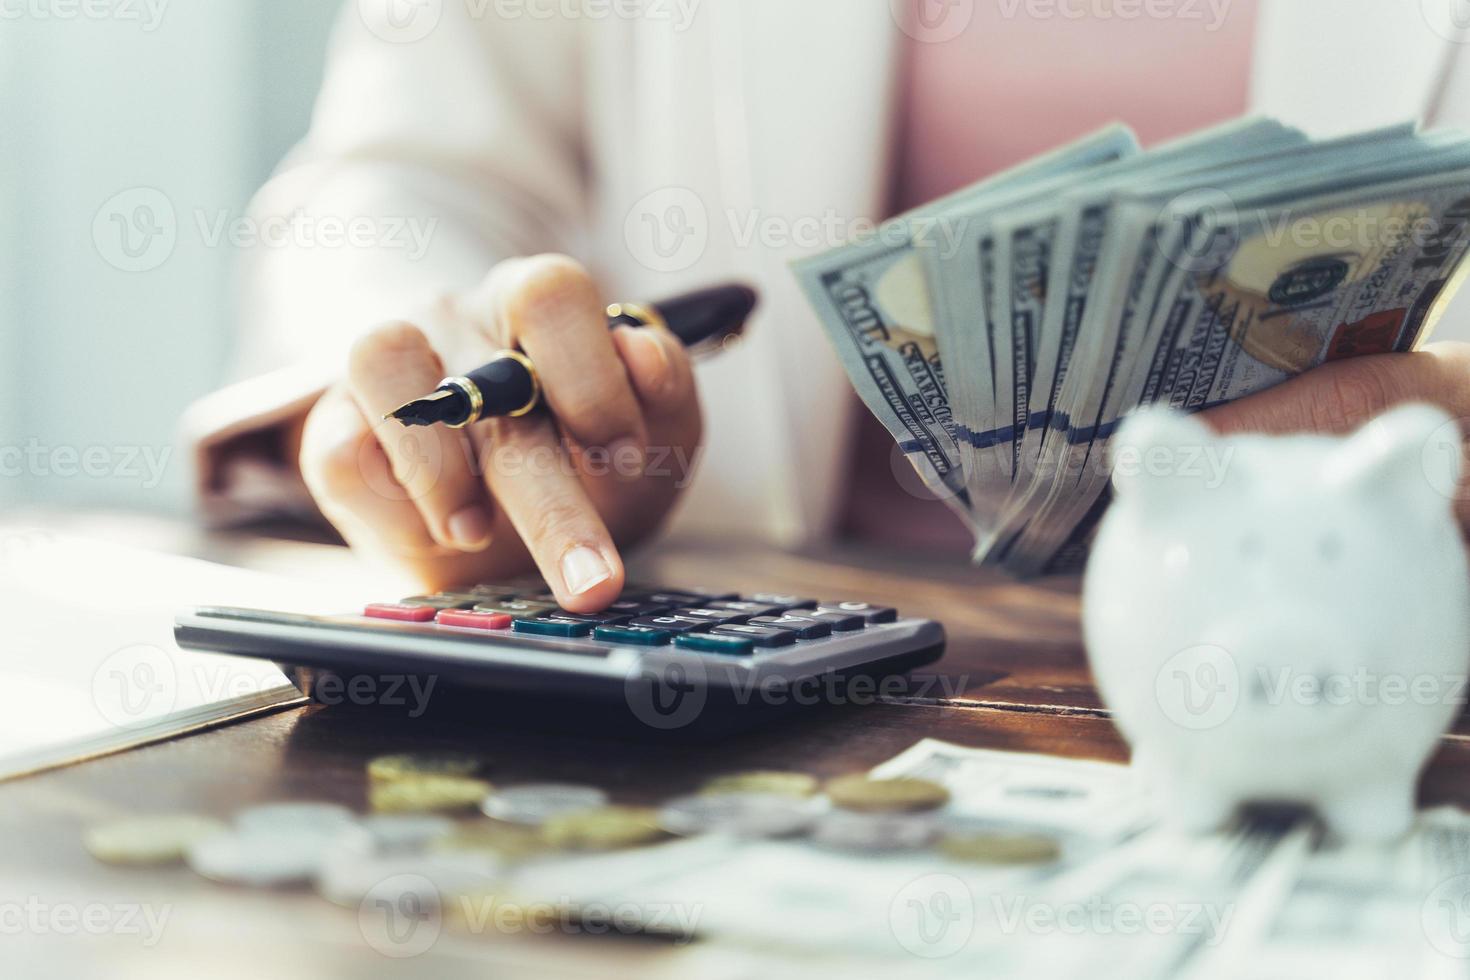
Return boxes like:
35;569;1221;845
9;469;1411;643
796;119;1470;575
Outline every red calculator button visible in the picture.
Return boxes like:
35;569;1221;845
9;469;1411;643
364;603;437;622
435;609;513;631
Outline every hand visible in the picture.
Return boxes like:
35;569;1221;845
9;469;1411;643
296;255;702;611
1201;340;1470;527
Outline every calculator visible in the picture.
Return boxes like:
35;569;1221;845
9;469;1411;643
174;582;946;733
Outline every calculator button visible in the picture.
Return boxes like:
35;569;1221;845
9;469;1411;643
364;603;438;623
675;607;749;625
674;633;755;656
476;599;558;617
644;592;706;607
807;611;865;632
747;615;832;640
682;588;741;602
629;615;712;634
710;624;797;648
469;584;522;599
435;609;513;630
705;600;788;618
816;602;898;624
750;593;818;610
547;610;632;625
593;625;673;646
521;592;560;604
401;594;479;610
606;600;672;617
512;617;594;638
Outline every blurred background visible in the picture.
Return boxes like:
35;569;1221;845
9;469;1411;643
0;2;340;513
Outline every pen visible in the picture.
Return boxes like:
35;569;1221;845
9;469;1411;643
384;283;758;429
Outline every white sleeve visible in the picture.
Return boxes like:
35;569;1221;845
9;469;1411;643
183;3;587;522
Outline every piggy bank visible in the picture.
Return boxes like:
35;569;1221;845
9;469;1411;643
1082;403;1470;841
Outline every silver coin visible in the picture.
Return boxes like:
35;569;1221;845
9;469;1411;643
480;784;607;825
659;792;827;838
186;831;325;887
332;814;456;856
810;810;938;852
235;802;356;837
316;850;499;909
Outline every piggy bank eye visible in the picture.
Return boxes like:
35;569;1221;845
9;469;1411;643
1238;532;1263;559
1318;533;1342;562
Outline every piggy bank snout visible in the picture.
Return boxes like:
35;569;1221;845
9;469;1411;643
1215;618;1365;728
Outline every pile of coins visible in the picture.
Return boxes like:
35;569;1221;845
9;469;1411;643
84;754;1064;925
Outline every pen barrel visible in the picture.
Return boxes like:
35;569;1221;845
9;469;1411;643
462;354;539;420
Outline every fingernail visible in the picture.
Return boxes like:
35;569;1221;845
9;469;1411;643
621;327;674;395
609;437;646;477
561;545;612;596
446;506;493;551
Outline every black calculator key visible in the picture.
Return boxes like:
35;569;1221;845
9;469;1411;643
750;593;817;610
816;602;898;624
674;633;754;656
401;594;480;610
469;584;522;599
522;592;560;604
747;615;832;640
807;611;865;632
705;600;788;618
682;588;741;602
593;625;673;646
629;615;712;634
645;592;705;607
477;599;558;617
547;609;632;625
512;617;593;638
674;608;750;626
710;624;797;648
606;600;672;617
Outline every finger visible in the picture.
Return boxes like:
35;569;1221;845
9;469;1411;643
611;323;702;476
473;412;624;612
485;254;648;456
299;385;449;560
1202;343;1470;437
346;321;495;552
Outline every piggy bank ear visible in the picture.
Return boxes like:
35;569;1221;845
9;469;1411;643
1330;402;1461;504
1109;407;1217;500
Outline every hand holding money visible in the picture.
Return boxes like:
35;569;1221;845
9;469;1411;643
796;119;1470;574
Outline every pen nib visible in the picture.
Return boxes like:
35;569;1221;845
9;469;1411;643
383;389;462;427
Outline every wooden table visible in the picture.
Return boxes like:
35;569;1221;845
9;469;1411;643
6;523;1470;976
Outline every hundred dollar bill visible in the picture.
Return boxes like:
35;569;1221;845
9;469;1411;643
793;126;1137;525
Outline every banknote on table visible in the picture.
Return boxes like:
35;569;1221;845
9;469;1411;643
797;118;1470;575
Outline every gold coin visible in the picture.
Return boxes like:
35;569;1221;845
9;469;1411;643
85;815;228;866
700;771;819;798
824;775;950;813
540;806;665;851
370;776;493;814
367;752;484;783
431;821;547;862
938;831;1061;865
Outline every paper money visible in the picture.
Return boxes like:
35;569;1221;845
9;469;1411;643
797;119;1470;575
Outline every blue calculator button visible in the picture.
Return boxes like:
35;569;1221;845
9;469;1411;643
512;617;593;638
593;625;673;646
711;624;797;648
675;633;755;656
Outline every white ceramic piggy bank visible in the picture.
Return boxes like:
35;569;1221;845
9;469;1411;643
1083;403;1470;841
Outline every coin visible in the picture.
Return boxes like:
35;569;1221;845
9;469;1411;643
700;771;819;798
938;831;1061;864
316;850;499;908
810;811;938;852
84;814;228;866
367;752;484;783
659;792;827;838
370;776;493;814
824;775;950;813
431;821;548;862
186;831;325;886
481;784;608;826
332;814;456;855
541;806;665;851
235;802;356;836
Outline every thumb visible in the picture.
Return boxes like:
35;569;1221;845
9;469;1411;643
1200;342;1470;437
